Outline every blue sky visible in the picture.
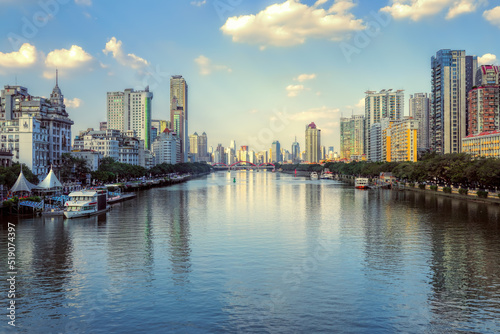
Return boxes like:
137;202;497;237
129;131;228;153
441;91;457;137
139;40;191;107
1;0;499;153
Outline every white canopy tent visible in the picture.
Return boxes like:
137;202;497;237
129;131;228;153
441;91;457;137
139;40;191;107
34;167;63;196
10;168;38;194
37;167;63;189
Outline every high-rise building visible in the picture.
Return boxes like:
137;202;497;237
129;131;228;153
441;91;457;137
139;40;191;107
214;144;225;164
189;132;199;161
107;87;153;150
364;89;404;159
100;122;107;131
384;118;419;162
271;141;281;162
291;137;300;163
431;49;477;154
170;97;185;162
151;119;168;134
196;132;207;162
188;131;209;162
409;93;430;151
468;65;500;135
0;75;74;175
340;115;365;160
152;128;180;165
305;122;321;163
170;75;188;162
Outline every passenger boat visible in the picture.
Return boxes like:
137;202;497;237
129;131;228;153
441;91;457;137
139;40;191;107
321;172;334;179
310;172;319;179
355;178;370;189
107;189;137;204
64;188;109;219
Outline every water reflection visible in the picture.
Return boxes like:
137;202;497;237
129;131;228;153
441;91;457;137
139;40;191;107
0;175;499;333
165;187;192;285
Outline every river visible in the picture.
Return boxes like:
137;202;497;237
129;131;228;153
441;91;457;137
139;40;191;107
1;171;499;333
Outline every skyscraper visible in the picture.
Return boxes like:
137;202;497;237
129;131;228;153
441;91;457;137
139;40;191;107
409;93;430;151
431;49;477;154
340;115;365;160
170;75;188;162
271;141;281;163
364;89;404;159
189;132;199;161
107;87;153;149
468;65;500;135
291;137;300;163
189;131;209;162
305;122;321;163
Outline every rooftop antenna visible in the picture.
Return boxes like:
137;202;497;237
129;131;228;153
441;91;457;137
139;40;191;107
55;69;58;87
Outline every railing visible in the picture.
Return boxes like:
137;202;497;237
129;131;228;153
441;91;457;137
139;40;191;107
401;182;499;199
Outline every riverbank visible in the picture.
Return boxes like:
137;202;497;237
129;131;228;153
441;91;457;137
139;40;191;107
394;183;500;206
0;172;210;216
336;174;500;205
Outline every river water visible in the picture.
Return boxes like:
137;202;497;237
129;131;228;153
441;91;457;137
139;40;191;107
1;171;500;333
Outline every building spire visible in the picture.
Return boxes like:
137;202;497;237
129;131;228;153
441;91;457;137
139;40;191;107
55;69;58;87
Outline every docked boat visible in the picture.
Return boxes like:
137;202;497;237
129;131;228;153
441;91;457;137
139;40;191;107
64;188;110;219
107;190;137;204
310;172;319;179
321;172;334;179
355;178;370;189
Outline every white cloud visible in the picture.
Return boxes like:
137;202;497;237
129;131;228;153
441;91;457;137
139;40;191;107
484;6;500;27
191;0;206;6
64;98;83;108
294;73;316;82
289;106;339;120
103;37;149;69
220;0;365;49
320;121;340;135
75;0;92;6
194;55;232;75
0;43;37;68
381;0;486;21
45;45;93;68
478;53;498;65
344;98;365;113
356;98;365;109
286;84;305;97
447;0;485;19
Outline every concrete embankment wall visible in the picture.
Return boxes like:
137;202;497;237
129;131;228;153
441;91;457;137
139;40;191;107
394;184;500;206
335;174;500;206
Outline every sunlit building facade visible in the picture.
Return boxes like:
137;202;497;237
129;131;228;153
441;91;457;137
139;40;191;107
364;89;404;158
384;118;419;162
107;87;153;150
305;122;321;163
431;49;477;154
340;115;364;160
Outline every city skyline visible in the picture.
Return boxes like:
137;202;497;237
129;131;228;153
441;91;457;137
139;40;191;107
0;0;499;151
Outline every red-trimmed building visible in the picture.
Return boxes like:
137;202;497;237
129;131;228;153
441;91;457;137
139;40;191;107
468;65;500;135
462;130;500;158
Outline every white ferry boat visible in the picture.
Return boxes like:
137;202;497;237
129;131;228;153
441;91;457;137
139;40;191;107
310;172;319;180
64;188;109;219
355;178;370;189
